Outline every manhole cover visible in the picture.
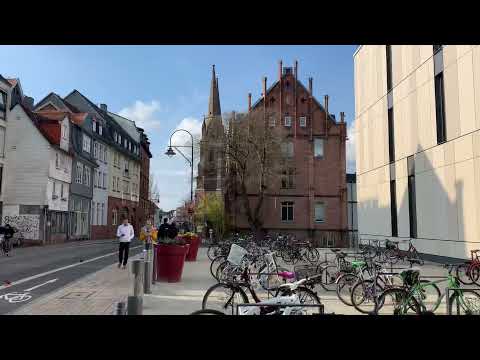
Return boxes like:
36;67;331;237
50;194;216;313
60;291;96;300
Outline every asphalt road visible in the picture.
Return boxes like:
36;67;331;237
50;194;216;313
0;239;143;315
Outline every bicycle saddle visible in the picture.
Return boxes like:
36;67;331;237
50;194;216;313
471;249;480;253
278;271;296;280
331;248;341;253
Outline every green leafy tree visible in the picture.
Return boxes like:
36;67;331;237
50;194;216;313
195;193;228;240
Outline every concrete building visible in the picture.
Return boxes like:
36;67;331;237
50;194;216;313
354;45;480;260
201;62;348;245
0;75;12;221
346;173;358;248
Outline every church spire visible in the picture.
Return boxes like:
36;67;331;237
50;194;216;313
208;65;221;117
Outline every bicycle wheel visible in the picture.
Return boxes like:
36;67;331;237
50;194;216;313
210;256;226;280
470;264;480;286
319;265;339;292
336;273;359;306
456;263;474;285
411;280;441;313
375;287;421;315
448;290;480;315
351;279;383;314
207;245;219;261
293;286;322;314
190;309;226;315
305;248;320;264
202;283;249;315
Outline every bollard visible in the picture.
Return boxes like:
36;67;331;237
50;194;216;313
152;245;157;284
127;259;144;315
144;250;152;294
116;301;126;315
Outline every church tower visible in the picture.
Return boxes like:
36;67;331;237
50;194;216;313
195;65;226;203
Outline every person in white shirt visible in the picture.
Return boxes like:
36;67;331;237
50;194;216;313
117;218;135;269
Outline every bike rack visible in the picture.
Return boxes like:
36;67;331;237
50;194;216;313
445;286;480;315
235;303;325;315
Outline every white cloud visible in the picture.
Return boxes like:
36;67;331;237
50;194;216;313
346;119;356;173
118;100;162;131
170;117;202;146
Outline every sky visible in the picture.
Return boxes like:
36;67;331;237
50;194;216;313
0;45;357;211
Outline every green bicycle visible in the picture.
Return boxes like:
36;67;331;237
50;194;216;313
375;264;480;315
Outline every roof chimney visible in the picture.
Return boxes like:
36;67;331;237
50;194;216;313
22;96;34;110
248;93;252;112
279;60;283;80
263;77;267;99
340;112;345;123
308;78;313;95
100;104;107;112
294;60;298;80
324;95;329;137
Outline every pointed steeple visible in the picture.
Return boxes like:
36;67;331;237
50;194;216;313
208;65;221;117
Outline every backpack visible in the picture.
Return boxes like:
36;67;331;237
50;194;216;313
167;225;178;239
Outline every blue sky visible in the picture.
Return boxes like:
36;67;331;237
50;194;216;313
0;45;357;211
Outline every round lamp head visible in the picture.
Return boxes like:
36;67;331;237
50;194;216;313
165;146;176;157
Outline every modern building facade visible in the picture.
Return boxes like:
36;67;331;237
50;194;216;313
354;45;480;260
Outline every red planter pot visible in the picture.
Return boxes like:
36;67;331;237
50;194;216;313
156;244;189;283
185;235;201;262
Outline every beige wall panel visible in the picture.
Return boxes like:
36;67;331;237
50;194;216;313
392;45;403;88
444;62;461;141
377;46;386;100
473;46;480;131
396;158;407;179
473;130;480;158
454;133;473;163
416;81;434;151
457;51;476;135
443;45;458;69
457;45;472;59
442;164;459;242
431;145;445;169
444;140;455;166
455;159;477;243
419;45;434;64
414;151;427;174
396;177;410;237
416;170;435;240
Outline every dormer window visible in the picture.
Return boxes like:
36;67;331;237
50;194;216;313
99;125;103;135
92;121;97;132
0;91;7;120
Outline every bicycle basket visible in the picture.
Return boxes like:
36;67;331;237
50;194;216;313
227;244;249;266
340;261;355;273
401;269;420;287
294;265;319;280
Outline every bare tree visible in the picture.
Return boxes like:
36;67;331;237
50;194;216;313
149;172;160;204
223;110;283;240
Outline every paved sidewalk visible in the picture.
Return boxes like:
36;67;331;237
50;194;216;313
11;254;141;315
11;247;456;315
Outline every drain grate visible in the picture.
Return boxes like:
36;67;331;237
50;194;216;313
59;291;96;300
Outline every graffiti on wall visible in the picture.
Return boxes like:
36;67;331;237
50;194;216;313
2;215;40;240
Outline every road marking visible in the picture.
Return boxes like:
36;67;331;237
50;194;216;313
0;292;32;303
24;278;58;292
0;245;143;291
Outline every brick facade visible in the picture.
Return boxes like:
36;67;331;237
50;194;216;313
224;62;348;246
107;196;140;238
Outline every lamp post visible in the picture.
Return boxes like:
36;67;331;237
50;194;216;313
165;129;194;204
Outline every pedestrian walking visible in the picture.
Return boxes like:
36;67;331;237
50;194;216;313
0;224;15;256
140;218;157;250
117;217;135;269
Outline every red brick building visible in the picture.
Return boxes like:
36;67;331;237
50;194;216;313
225;61;348;246
138;128;153;227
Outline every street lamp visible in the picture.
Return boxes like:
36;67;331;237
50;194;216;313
165;129;194;204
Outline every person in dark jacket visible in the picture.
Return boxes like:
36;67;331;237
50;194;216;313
158;218;170;241
168;222;179;239
0;224;15;256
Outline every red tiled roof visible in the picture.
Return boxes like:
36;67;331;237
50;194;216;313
36;110;88;125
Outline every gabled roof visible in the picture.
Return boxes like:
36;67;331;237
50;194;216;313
64;89;109;123
18;104;62;146
0;75;12;87
250;74;337;125
108;111;141;143
35;92;83;114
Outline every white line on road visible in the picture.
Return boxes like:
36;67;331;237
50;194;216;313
24;278;58;292
0;245;143;291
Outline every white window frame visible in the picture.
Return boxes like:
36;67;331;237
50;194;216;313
52;181;57;199
99;125;103;135
103;173;106;188
284;116;292;127
76;163;83;184
299;116;307;127
82;134;91;153
314;138;324;158
84;166;91;187
314;202;326;223
61;183;64;199
55;153;60;168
